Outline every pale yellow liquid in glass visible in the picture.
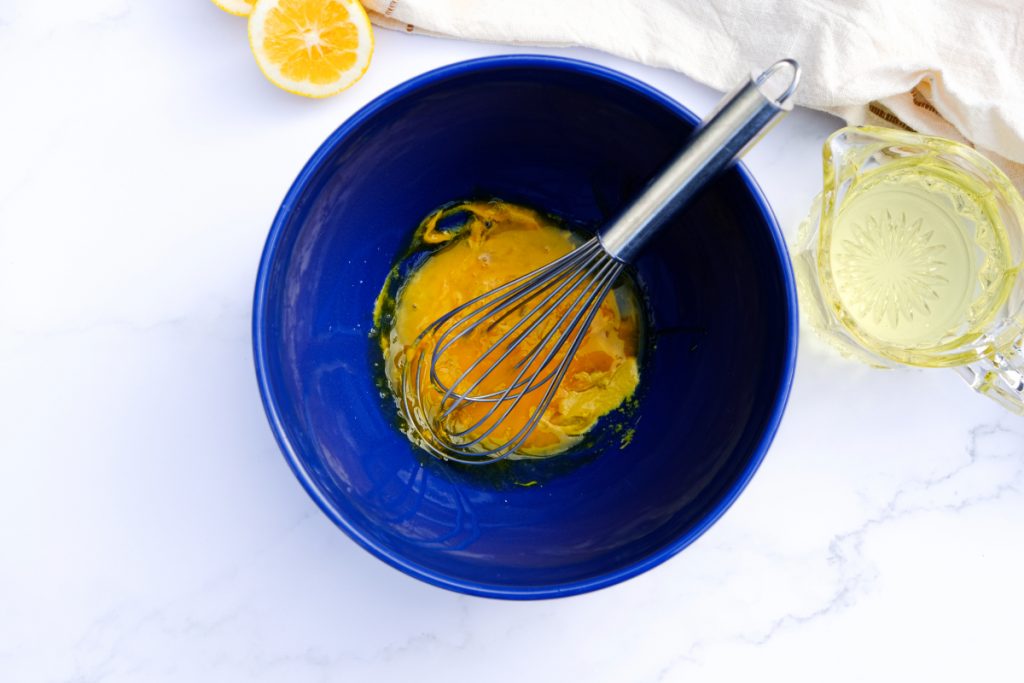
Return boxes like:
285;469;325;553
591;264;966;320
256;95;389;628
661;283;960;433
824;161;1013;359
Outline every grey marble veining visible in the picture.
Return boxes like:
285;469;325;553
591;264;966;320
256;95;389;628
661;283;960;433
1;2;1022;682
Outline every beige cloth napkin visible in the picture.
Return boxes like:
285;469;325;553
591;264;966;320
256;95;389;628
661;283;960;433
363;0;1024;189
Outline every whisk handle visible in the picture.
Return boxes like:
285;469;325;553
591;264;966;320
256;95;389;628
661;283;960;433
598;59;801;263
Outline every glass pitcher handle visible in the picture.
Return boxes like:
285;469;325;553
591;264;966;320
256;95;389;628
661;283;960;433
955;339;1024;415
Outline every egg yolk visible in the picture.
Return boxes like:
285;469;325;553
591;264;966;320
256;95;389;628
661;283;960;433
382;201;640;457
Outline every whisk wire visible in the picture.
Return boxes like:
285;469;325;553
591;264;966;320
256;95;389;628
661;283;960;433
454;260;623;458
434;241;608;411
439;253;621;445
427;239;602;402
399;245;623;464
428;240;599;357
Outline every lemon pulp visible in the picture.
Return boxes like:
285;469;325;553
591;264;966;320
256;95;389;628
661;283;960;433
249;0;373;98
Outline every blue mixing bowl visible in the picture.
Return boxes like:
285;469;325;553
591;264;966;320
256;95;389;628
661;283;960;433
253;56;797;599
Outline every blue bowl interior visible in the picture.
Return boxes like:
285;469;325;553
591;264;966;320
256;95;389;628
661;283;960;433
255;57;795;598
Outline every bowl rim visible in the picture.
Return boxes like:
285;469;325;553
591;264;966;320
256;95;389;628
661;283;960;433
252;54;799;600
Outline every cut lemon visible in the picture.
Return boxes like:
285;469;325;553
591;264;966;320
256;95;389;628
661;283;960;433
211;0;255;16
249;0;373;98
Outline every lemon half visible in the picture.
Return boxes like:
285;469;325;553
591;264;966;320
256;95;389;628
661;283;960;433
249;0;373;98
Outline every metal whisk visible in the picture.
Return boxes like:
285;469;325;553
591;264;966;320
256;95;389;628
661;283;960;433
401;59;801;464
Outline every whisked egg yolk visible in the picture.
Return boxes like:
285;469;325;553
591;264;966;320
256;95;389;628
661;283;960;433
382;201;641;457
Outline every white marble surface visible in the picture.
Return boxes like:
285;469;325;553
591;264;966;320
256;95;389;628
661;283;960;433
2;2;1023;681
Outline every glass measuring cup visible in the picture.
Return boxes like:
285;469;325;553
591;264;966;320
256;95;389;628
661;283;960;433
795;126;1024;413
